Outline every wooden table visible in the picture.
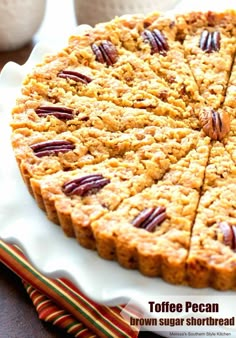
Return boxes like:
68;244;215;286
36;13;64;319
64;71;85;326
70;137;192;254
0;1;162;336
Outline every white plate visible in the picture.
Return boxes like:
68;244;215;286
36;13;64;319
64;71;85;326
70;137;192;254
0;26;235;321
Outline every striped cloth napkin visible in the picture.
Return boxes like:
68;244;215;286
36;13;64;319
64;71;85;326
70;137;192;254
0;240;139;338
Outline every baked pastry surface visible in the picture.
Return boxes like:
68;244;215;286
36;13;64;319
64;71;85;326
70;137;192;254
10;10;236;290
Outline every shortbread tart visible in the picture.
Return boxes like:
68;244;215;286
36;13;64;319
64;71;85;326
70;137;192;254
10;10;236;290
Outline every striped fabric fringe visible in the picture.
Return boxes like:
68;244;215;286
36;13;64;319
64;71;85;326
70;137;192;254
0;240;139;338
23;281;96;337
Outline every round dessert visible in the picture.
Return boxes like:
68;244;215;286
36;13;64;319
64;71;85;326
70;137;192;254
10;10;236;290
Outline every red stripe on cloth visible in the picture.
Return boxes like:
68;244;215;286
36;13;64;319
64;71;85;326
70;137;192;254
0;241;139;338
23;280;94;338
59;278;141;334
54;277;137;336
24;280;95;338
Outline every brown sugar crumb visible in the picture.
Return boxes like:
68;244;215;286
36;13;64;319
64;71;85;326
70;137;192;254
177;11;236;109
30;157;154;239
11;96;192;133
92;184;199;283
187;184;236;290
9;9;236;290
224;55;236;114
202;137;236;190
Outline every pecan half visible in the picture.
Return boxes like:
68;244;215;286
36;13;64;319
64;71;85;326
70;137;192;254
35;106;74;120
58;70;92;84
142;29;169;55
199;30;221;53
62;174;110;196
219;222;236;251
91;41;118;66
132;206;166;232
30;140;75;157
200;108;230;141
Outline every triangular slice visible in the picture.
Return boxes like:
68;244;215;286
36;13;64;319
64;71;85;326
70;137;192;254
20;12;201;127
187;137;236;290
202;137;236;190
10;95;192;134
91;184;200;285
29;127;203;239
89;133;210;284
30;156;154;240
187;183;236;290
93;12;203;124
129;13;203;120
224;55;236;119
21;31;192;124
157;132;211;190
176;10;236;109
12;125;201;190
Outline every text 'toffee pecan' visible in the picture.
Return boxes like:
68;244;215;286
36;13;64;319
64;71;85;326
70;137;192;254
219;222;236;251
132;206;166;232
199;30;221;53
91;40;118;66
30;140;75;157
62;174;110;197
58;70;92;84
35;106;74;120
200;108;230;141
142;29;169;55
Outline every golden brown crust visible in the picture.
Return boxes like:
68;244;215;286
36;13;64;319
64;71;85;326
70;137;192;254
10;9;236;290
186;184;236;290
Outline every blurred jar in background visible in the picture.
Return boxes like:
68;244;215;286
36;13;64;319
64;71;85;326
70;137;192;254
74;0;179;26
0;0;46;51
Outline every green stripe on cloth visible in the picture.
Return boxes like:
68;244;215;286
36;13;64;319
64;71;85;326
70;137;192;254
0;240;139;338
59;278;137;336
23;281;94;338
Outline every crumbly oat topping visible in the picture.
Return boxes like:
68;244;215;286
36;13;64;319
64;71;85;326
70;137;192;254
10;9;236;290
